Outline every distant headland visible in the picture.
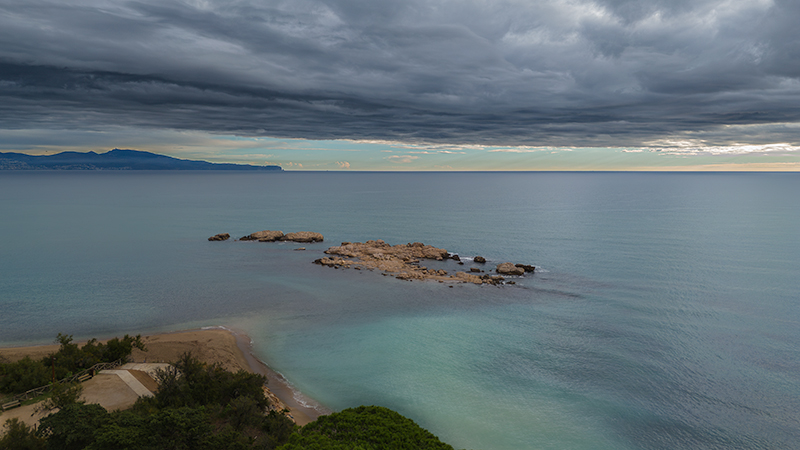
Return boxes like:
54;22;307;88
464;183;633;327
0;149;283;171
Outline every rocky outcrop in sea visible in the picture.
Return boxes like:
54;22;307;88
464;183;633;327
496;262;525;275
315;240;534;286
238;230;324;243
209;232;533;286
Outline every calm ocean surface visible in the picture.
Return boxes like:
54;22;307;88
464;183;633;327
1;171;798;449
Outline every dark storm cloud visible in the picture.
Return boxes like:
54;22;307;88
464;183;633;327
1;0;798;148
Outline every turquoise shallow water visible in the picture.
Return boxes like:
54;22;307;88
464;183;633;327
1;171;799;449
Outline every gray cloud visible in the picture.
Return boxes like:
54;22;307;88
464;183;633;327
1;0;799;149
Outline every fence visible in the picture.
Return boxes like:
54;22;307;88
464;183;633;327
1;358;126;410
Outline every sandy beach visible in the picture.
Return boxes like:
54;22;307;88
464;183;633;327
0;327;323;426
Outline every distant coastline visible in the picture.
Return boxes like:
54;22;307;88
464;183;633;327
0;149;283;171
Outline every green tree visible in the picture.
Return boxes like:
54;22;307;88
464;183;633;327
1;334;147;397
153;353;269;410
142;406;214;450
0;357;50;393
45;334;82;379
37;403;110;450
86;422;143;450
0;418;46;450
37;382;84;413
279;406;455;450
101;335;145;362
255;411;297;450
225;396;263;431
43;334;147;380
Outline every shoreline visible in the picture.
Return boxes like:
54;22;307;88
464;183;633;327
225;326;329;425
0;327;326;426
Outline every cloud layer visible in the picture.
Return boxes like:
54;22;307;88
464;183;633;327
1;0;799;150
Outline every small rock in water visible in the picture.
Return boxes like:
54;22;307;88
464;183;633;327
240;230;284;241
496;262;525;275
294;247;306;251
515;263;535;273
208;233;230;241
282;231;324;243
474;256;486;263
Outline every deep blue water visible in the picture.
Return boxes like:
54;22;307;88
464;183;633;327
1;171;799;449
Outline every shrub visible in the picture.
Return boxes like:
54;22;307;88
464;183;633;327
279;405;454;450
0;418;46;450
0;357;51;393
0;333;148;396
43;334;146;379
37;403;110;450
153;353;268;410
37;381;84;413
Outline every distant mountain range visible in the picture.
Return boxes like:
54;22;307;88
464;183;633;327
0;149;283;171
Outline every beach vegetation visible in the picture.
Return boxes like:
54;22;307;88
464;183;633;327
36;381;84;413
43;333;146;380
37;403;111;450
23;353;292;450
278;405;455;450
0;418;46;450
0;356;50;393
0;334;145;396
2;353;454;450
151;352;269;411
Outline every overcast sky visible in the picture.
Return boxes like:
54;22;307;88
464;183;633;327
1;0;799;170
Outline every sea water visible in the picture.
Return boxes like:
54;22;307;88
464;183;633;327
1;171;798;449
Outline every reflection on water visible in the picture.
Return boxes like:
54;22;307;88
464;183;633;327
1;171;799;449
